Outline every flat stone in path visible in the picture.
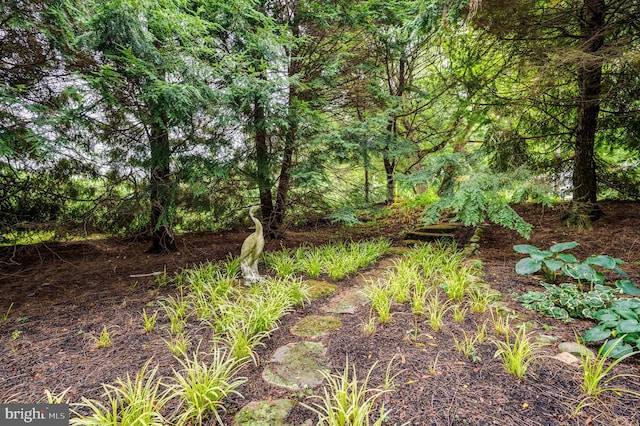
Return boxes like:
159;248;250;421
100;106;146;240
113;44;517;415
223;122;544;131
322;287;369;314
233;399;295;426
262;341;330;390
305;280;338;300
558;341;595;359
291;315;342;338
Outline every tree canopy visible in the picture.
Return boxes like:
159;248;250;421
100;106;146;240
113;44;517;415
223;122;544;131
2;0;638;249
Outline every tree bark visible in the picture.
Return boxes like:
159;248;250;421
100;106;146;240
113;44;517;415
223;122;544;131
254;99;274;227
149;115;176;253
572;0;605;220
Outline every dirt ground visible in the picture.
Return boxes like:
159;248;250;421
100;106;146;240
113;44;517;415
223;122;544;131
1;201;639;425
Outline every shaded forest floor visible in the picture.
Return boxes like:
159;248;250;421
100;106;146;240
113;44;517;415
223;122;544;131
1;201;639;425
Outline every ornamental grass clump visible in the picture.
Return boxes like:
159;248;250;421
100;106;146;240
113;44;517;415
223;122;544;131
71;362;171;426
368;281;393;324
170;349;248;425
576;337;640;415
493;326;538;378
303;360;396;426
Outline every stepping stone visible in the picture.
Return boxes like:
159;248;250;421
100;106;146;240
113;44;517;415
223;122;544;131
386;246;413;256
552;352;581;366
291;315;342;338
558;342;595;359
262;341;330;390
305;280;338;300
322;286;369;314
233;399;301;426
404;223;462;243
536;334;560;345
404;231;455;242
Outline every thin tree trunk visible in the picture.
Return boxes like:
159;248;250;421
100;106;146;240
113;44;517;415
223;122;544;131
572;0;605;221
149;115;176;253
384;155;396;205
254;99;274;226
270;117;295;239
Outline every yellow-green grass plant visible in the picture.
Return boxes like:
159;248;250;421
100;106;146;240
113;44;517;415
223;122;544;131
410;287;431;316
142;309;158;333
441;266;473;302
490;308;512;337
223;322;270;361
575;337;640;414
452;304;468;323
263;249;298;278
170;349;248;425
161;294;188;334
165;332;190;357
1;302;13;321
302;360;397;426
362;313;377;337
222;253;242;278
300;250;323;278
93;326;112;349
389;261;419;304
454;330;481;362
493;326;539;378
475;321;488;344
467;287;492;313
425;291;451;332
71;362;170;426
44;388;71;404
368;281;393;324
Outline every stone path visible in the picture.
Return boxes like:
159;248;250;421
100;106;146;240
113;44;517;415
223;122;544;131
233;258;397;425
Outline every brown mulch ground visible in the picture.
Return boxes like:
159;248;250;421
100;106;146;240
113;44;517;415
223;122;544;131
1;201;639;425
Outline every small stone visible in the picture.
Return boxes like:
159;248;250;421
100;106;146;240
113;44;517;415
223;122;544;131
262;341;330;390
291;315;342;338
305;280;338;300
558;342;595;359
536;334;559;345
552;352;581;366
233;399;294;426
323;287;369;314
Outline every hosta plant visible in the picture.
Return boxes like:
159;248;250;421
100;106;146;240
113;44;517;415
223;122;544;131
582;298;640;358
517;282;618;322
514;242;631;286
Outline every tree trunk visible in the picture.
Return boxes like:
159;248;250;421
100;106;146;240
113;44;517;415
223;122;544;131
254;99;274;227
572;0;605;221
270;115;295;239
383;155;396;205
149;115;176;253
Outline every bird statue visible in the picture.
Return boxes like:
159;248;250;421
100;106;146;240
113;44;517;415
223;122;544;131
240;205;265;284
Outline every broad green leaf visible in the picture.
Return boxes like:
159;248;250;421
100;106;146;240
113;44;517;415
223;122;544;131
513;244;539;254
516;292;545;303
612;267;629;278
515;257;542;275
548;307;569;320
562;263;602;284
617;319;640;334
593;312;619;322
584;255;617;270
529;250;551;261
613;309;639;321
615;280;640;296
611;298;640;310
543;258;564;272
556;253;578;263
583;325;611;342
601;339;634;359
549;241;579;253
